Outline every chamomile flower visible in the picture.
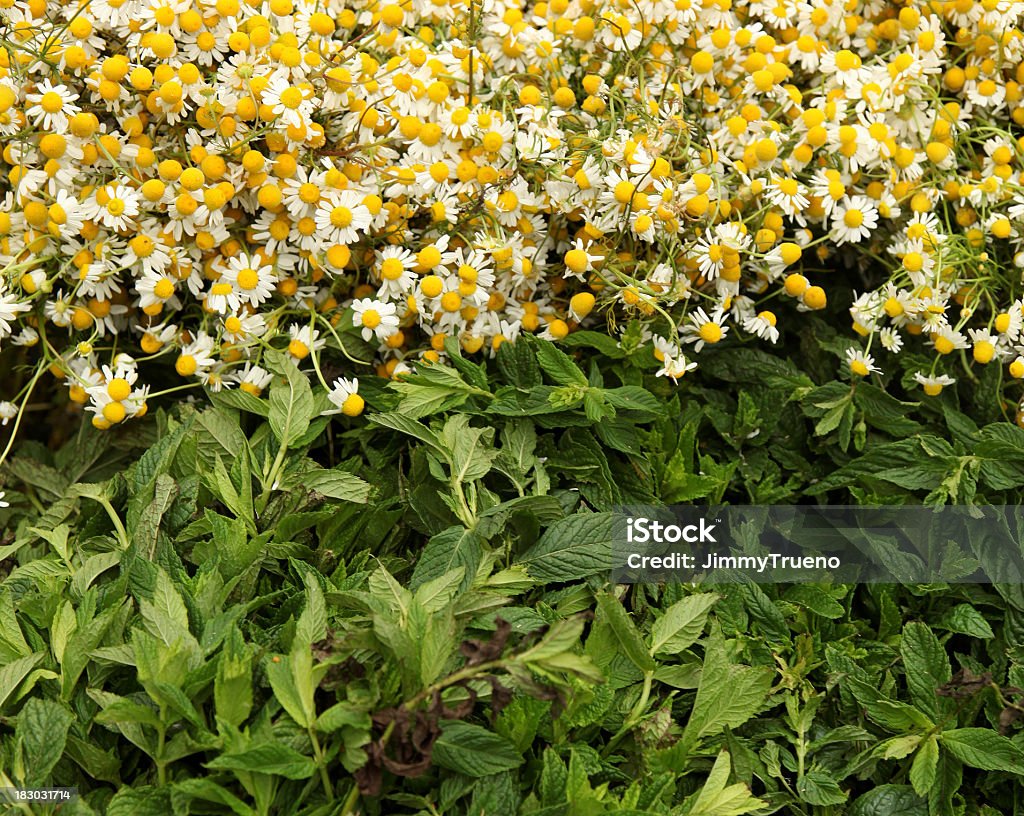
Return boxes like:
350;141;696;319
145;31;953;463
26;80;80;131
233;365;274;396
222;254;277;307
263;74;317;130
0;402;17;425
765;176;810;217
562;238;604;281
846;347;882;376
657;354;698;383
831;196;879;245
375;247;417;300
315;190;372;245
0;283;31;340
325;377;364;416
84;184;140;231
743;310;780;342
914;372;956;396
682;307;729;352
351;298;400;342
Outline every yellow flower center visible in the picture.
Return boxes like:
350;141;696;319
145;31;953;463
107;378;131;401
381;258;405;280
236;268;259;290
330;206;353;227
40;91;63;113
278;86;303;109
699;323;723;343
154;278;174;299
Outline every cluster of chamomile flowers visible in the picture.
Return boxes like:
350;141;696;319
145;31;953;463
3;0;1024;430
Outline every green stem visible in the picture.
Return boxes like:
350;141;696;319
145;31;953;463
155;706;168;786
601;670;654;757
97;496;130;550
451;479;476;527
308;727;335;803
341;784;360;815
0;361;45;473
255;440;289;517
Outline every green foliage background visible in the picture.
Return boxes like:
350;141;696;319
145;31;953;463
2;314;1024;815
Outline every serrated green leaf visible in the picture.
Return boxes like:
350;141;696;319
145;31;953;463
596;592;655;673
901;622;950;719
650;593;718;656
941;728;1024;773
266;350;316;448
302;468;371;503
432;721;524;776
205;741;316;779
910;734;938;796
517;512;616;582
16;697;73;786
411;526;483;594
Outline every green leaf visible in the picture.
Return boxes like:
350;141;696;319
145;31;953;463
431;721;524;776
390;363;478;418
205;741;317;779
849;785;926;816
368;411;445;454
411;526;484;594
518;512;616;582
106;786;173;816
215;627;253;730
16;698;73;786
940;728;1024;773
211;388;271;417
532;337;588;386
194;405;249;466
561;330;626;358
681;627;772;750
140;567;191;647
936;604;994;638
316;701;371;734
596;592;655;673
0;653;44;712
266;651;315;728
909;734;939;797
302;467;371;503
131;474;177;559
650;593;718;655
783;585;845;619
928;749;961;816
796;769;847;806
0;590;31;662
442;414;498;483
688;751;765;816
172;778;257;816
496;338;541;388
900;622;950;719
293;561;328;647
844;673;934;731
266;349;316;448
207;511;260;581
475;495;563;540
